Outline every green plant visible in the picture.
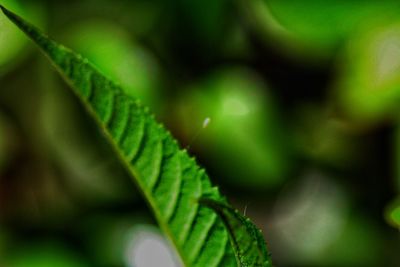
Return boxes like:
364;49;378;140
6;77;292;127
176;67;291;189
0;5;272;267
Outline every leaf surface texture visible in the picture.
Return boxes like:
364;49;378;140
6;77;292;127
0;6;272;267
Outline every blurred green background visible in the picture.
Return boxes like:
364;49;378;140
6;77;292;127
1;0;400;266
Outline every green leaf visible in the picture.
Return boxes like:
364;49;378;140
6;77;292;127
385;199;400;229
258;0;400;56
0;5;272;267
390;205;400;227
200;198;272;267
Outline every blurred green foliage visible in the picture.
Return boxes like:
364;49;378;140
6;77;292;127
63;19;162;109
5;241;89;267
386;198;400;228
176;67;291;188
249;0;400;60
336;22;400;121
1;0;400;266
390;205;400;227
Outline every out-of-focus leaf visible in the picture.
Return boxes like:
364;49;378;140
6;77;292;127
270;173;382;266
389;205;400;227
175;67;291;189
385;199;400;228
0;6;273;267
63;19;161;109
245;0;400;60
5;241;89;267
336;22;400;122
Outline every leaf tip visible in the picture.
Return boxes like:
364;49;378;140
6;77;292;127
0;5;19;25
0;5;12;17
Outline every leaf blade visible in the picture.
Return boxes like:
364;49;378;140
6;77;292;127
0;5;272;267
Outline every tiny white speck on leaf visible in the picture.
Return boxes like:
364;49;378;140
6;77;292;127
202;117;211;128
